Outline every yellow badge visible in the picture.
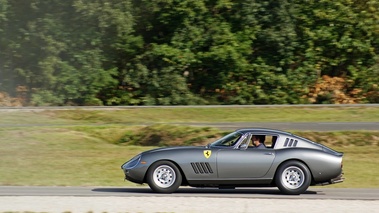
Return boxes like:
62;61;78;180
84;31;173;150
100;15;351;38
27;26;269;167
203;150;212;159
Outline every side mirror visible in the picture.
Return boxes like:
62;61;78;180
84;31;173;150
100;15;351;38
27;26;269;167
239;143;248;150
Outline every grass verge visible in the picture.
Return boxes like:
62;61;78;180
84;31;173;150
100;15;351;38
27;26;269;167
0;124;378;188
1;105;379;125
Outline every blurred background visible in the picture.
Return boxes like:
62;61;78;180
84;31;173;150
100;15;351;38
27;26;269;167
0;0;378;187
0;0;378;107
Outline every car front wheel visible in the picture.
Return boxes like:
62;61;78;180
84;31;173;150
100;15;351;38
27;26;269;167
275;161;311;195
147;161;182;193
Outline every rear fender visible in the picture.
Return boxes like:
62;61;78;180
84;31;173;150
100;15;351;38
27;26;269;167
272;159;315;185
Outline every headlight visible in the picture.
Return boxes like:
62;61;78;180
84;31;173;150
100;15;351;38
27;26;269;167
121;155;141;169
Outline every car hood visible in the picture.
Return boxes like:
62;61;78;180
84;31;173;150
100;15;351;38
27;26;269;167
141;146;204;155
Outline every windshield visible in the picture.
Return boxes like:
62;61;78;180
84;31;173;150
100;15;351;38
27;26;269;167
210;131;243;147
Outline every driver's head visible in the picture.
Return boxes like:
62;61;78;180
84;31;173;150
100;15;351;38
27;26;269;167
253;135;265;143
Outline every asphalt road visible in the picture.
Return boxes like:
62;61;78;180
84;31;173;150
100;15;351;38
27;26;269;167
1;186;378;200
1;105;378;131
178;122;379;131
0;122;378;131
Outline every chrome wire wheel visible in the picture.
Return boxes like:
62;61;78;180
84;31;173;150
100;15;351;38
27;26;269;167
275;161;311;195
152;165;176;188
147;161;182;193
281;166;305;189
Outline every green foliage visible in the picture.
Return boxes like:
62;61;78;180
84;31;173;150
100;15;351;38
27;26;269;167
0;0;133;105
1;0;378;105
357;56;379;103
31;89;64;106
109;46;206;105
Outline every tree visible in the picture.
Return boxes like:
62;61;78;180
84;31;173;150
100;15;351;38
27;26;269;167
1;0;378;105
0;0;136;105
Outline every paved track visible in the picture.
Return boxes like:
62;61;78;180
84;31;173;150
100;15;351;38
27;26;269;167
178;122;379;131
0;122;378;131
1;186;378;200
1;105;378;131
2;186;379;213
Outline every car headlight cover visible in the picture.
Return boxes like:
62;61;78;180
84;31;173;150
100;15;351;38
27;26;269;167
122;155;141;169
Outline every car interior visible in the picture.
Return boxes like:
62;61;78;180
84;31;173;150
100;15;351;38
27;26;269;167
247;134;278;149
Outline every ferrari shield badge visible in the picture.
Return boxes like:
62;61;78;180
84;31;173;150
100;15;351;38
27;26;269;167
203;150;212;159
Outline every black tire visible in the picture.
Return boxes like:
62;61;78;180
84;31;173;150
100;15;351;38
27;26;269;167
146;161;182;193
275;160;311;195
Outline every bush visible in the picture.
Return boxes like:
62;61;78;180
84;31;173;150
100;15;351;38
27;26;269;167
118;124;222;146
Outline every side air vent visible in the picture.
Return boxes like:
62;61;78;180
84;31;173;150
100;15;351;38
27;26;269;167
284;138;298;147
191;162;214;174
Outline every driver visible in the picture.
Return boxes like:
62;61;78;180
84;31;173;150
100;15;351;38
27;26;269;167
252;135;266;149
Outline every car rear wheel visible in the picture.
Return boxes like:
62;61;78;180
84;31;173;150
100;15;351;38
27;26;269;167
147;161;182;193
275;161;311;195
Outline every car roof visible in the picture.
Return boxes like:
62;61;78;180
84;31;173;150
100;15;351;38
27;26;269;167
236;128;294;136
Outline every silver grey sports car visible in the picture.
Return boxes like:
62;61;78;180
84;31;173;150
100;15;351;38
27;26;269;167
121;128;344;195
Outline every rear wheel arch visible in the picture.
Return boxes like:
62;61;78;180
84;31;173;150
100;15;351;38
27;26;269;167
274;159;315;182
274;159;313;195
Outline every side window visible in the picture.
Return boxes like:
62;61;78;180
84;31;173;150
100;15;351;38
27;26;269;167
248;134;267;148
249;134;278;148
268;135;278;148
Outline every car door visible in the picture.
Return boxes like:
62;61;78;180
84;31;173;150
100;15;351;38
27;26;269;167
216;148;275;178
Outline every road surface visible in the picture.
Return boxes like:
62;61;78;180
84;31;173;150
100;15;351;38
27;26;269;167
1;186;379;213
1;186;378;200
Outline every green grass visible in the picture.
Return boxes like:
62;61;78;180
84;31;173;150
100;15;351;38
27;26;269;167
0;127;379;187
0;106;378;188
52;106;379;123
335;146;379;188
1;106;379;125
0;126;147;186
